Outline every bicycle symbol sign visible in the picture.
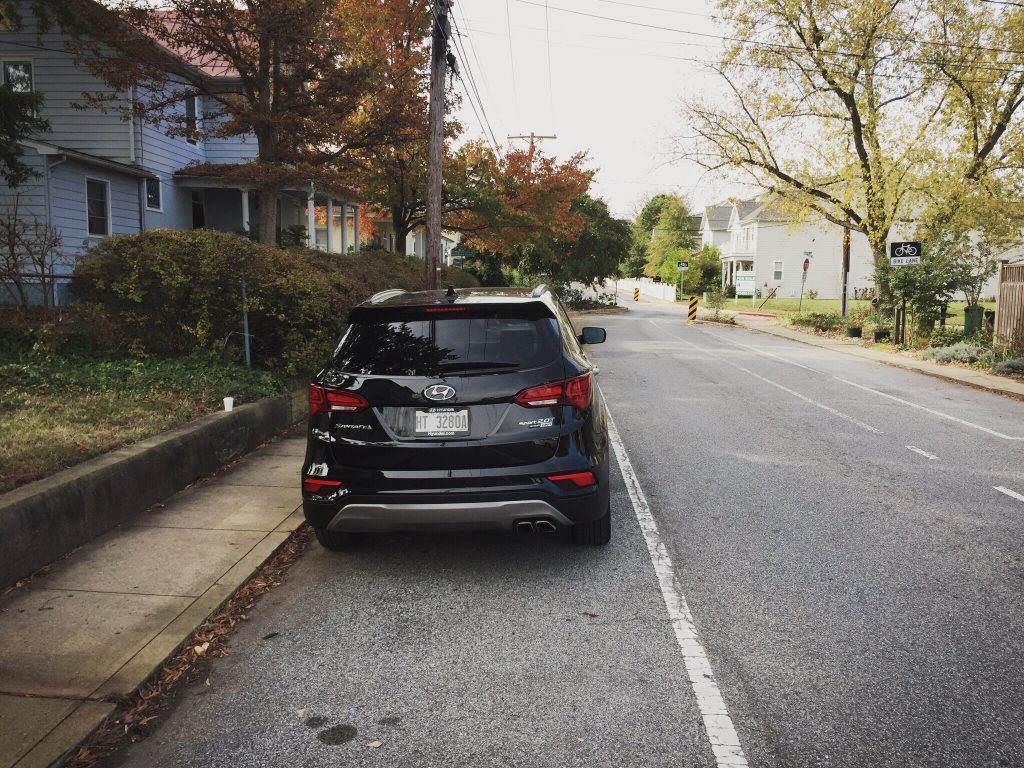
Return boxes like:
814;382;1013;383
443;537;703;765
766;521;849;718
889;241;922;267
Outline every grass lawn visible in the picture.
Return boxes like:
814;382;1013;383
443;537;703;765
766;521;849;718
0;337;286;493
729;297;997;326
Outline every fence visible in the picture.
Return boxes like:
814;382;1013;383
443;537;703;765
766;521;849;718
995;262;1024;349
618;277;678;302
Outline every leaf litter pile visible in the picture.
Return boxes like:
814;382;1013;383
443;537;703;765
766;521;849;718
67;524;314;767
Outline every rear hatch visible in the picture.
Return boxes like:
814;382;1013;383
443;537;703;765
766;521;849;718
316;301;568;471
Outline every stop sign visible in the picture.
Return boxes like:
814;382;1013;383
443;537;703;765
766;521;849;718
803;258;810;272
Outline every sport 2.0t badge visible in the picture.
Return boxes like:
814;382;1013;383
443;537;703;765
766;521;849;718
423;384;456;402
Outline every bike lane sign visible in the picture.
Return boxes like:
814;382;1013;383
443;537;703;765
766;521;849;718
889;241;922;266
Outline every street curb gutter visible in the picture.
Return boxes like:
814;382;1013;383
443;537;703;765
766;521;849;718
729;318;1024;402
0;387;307;589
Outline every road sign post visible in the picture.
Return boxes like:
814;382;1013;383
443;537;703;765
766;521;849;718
798;257;810;313
889;242;922;343
688;295;698;324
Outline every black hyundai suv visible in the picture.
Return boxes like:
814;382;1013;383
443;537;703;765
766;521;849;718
302;285;611;549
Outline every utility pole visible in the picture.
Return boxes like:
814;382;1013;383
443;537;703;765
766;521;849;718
840;225;851;317
425;0;451;291
507;132;557;162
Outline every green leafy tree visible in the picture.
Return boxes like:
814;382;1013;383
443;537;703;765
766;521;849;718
646;196;698;282
682;0;1024;307
622;194;672;278
683;244;722;295
542;195;630;286
0;4;50;186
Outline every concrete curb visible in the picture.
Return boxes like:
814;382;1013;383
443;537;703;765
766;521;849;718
0;387;307;589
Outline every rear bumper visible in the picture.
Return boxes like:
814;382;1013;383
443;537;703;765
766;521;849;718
324;499;573;532
303;483;608;533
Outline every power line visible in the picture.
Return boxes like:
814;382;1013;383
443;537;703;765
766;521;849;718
504;0;520;114
454;0;505;137
544;0;555;131
448;13;502;153
515;0;1024;61
465;24;1024;86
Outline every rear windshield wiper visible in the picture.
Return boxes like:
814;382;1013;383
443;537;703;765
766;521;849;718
439;361;521;372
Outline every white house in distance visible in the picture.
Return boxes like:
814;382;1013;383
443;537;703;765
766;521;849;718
702;197;876;299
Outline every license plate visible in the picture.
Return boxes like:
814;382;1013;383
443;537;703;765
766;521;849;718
415;409;469;437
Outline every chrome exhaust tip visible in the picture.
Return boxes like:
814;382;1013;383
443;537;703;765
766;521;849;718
515;520;536;533
535;520;557;533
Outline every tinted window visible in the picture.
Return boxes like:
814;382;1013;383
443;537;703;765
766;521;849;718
332;314;561;376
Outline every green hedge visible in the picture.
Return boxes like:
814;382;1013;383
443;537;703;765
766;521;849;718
72;229;479;376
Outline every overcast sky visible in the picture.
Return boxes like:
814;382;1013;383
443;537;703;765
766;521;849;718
451;0;753;220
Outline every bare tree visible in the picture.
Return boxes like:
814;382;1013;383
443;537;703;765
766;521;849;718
0;196;65;309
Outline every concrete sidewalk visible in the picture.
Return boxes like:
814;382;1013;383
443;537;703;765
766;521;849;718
0;430;306;768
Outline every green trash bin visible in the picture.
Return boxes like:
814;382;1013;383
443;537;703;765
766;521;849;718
964;305;984;335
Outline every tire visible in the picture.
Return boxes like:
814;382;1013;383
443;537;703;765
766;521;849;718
571;503;611;546
314;527;359;551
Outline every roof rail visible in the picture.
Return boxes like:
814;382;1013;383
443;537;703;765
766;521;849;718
530;283;549;298
369;289;407;304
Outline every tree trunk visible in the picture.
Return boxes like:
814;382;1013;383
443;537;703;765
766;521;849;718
392;207;410;255
257;185;279;245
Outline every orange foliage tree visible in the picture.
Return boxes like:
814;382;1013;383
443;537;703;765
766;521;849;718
53;0;427;244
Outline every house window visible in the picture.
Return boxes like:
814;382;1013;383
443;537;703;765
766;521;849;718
86;178;110;237
185;96;200;145
772;260;783;282
3;61;33;92
191;191;205;229
145;177;162;211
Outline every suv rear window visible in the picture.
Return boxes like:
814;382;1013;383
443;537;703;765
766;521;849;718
331;309;561;376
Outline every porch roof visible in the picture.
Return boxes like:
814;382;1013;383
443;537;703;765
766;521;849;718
21;140;157;179
173;164;361;201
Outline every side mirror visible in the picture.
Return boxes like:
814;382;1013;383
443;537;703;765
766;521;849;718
578;326;606;345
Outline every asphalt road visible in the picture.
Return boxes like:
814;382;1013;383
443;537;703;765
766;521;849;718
113;298;1024;768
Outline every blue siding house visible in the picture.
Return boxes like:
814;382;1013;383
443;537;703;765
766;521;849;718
0;0;363;303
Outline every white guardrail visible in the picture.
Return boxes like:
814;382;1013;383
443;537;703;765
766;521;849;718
617;278;678;302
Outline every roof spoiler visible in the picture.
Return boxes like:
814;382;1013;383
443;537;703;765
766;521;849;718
531;283;549;298
369;289;408;304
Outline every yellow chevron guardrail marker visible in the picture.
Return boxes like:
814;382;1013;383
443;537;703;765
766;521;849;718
688;295;698;324
633;287;640;302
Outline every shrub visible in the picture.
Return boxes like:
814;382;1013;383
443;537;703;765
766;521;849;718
72;230;479;375
926;327;964;349
806;289;818;300
993;357;1024;376
793;312;842;332
922;342;991;364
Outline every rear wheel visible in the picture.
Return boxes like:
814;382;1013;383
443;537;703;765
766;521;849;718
571;503;611;546
314;527;360;551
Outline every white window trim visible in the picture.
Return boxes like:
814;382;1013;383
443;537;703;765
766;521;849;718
145;176;163;212
85;176;112;238
772;260;784;282
185;95;201;145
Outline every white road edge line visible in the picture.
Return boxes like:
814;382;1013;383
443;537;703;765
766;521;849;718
694;322;1024;442
994;485;1024;503
604;402;750;768
906;446;939;460
649;320;885;436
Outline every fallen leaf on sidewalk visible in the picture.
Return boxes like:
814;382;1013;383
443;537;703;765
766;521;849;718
367;740;383;749
262;631;279;640
193;642;210;656
583;612;599;619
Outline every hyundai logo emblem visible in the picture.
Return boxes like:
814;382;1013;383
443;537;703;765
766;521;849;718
423;384;456;401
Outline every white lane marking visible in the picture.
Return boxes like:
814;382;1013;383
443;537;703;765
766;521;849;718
693;323;1024;442
604;403;749;768
906;446;939;460
995;486;1024;503
650;321;885;436
735;364;885;435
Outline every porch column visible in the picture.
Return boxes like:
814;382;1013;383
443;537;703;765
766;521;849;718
326;199;335;253
353;204;360;253
240;189;250;236
306;195;316;249
340;201;348;254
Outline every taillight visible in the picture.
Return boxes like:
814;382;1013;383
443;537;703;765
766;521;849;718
547;471;597;488
303;478;344;494
514;372;592;410
309;384;369;415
